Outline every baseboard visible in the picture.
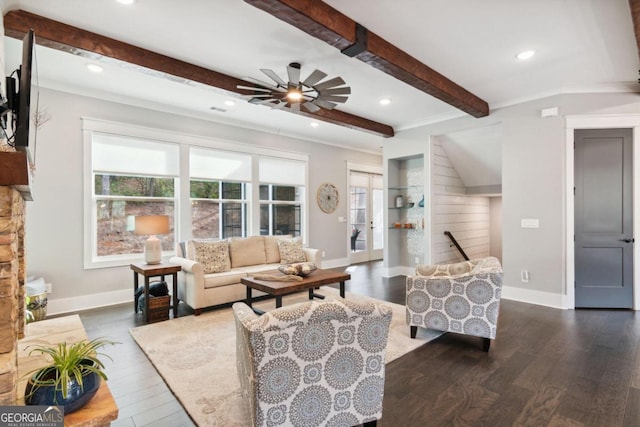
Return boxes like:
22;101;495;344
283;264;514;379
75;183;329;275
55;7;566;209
382;266;414;278
321;257;350;269
501;285;568;309
47;289;131;316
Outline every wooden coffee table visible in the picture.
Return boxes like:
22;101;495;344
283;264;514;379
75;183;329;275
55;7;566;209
241;268;351;310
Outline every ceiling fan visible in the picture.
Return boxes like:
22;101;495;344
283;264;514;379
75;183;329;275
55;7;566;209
238;62;351;113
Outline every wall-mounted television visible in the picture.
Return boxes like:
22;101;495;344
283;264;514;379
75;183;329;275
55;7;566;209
0;28;38;155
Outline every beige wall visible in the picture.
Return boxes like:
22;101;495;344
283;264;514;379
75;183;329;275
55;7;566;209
387;92;640;306
24;87;381;312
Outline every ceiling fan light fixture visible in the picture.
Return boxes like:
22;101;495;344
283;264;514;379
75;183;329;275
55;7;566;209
240;63;350;112
286;88;303;101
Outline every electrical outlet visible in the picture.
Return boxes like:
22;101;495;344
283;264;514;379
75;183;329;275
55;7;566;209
520;270;530;283
415;257;420;264
45;283;52;293
322;251;326;258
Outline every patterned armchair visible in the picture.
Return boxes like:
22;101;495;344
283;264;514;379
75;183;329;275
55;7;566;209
232;298;393;427
406;256;503;351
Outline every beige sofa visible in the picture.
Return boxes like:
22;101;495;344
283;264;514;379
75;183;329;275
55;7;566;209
169;236;322;315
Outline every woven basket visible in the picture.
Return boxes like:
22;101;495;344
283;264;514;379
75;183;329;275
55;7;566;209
27;292;48;322
146;294;170;323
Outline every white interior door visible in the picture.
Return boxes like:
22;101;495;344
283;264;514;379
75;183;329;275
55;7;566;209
349;172;383;263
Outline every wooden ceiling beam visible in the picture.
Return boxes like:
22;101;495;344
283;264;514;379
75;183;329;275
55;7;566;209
3;9;394;138
244;0;490;118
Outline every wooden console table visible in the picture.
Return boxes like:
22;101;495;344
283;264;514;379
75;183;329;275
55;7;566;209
18;315;119;426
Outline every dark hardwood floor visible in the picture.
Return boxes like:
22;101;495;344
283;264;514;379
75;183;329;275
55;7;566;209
74;261;640;427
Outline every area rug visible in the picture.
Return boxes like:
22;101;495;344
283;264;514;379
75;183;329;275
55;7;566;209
130;288;442;426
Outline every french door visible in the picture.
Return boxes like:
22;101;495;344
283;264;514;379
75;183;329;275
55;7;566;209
349;171;383;263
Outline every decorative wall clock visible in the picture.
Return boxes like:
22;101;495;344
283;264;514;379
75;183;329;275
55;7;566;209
317;182;339;213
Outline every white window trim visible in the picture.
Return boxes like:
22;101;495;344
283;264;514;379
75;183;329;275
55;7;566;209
83;118;310;268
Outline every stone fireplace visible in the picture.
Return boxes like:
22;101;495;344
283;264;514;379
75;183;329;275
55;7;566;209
0;160;29;404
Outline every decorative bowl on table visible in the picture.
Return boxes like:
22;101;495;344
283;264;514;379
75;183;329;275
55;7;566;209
278;262;317;277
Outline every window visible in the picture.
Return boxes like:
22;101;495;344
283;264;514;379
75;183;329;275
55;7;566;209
260;185;302;236
191;181;247;238
190;147;251;238
88;133;179;267
84;120;310;268
259;157;306;237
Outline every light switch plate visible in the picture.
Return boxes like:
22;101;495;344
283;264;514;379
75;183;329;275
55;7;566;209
521;219;539;228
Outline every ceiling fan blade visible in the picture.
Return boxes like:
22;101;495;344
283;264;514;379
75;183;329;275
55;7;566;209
250;98;279;105
260;69;287;86
302;102;321;113
302;69;327;87
316;95;349;103
313;76;346;91
313;99;338;110
289;102;301;113
241;94;273;100
244;77;282;91
319;87;351;95
237;85;273;92
287;64;301;85
271;100;287;110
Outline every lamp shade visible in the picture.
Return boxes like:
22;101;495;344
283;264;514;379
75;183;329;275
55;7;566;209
134;215;170;236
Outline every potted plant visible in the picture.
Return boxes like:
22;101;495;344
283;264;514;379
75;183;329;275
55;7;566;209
24;338;118;413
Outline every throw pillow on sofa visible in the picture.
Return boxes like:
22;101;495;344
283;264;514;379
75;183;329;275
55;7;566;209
277;237;306;264
229;236;267;268
264;235;290;264
189;240;231;274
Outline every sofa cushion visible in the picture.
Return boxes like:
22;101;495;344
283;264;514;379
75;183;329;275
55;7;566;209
229;236;267;268
238;263;281;275
277;237;306;264
203;269;247;289
190;240;231;274
264;235;291;264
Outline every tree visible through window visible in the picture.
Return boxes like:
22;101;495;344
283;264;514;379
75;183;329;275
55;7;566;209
94;174;175;256
191;180;247;239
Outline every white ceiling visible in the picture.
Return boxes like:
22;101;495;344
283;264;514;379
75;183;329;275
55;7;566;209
3;0;639;156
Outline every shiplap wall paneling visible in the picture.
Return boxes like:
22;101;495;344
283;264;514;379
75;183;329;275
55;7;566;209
431;142;490;264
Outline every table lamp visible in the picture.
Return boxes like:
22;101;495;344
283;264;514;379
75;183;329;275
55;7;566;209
134;215;170;264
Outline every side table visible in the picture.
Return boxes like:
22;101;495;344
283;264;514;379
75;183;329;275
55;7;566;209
130;262;181;323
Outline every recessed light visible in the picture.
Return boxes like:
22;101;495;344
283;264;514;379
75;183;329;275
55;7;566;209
379;98;391;106
86;63;104;73
116;0;135;5
515;50;536;61
310;122;319;128
224;100;236;107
